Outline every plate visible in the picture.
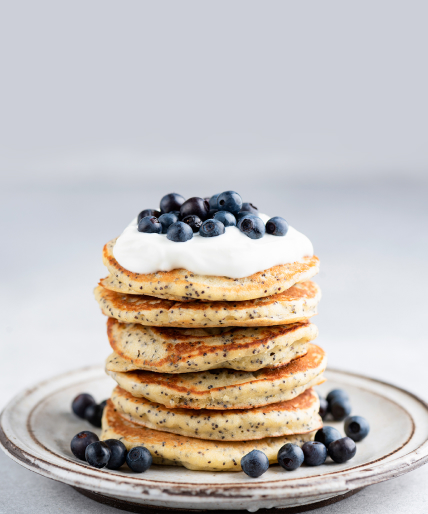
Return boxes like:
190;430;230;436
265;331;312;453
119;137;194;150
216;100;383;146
1;366;428;512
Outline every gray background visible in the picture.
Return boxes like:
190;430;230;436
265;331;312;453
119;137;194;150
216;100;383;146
0;1;427;513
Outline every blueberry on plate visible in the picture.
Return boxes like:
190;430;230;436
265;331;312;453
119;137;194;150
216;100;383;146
328;437;357;463
209;193;220;211
137;209;161;222
326;389;349;404
180;197;210;221
84;403;104;428
182;214;203;233
199;219;225;237
158;213;179;233
241;202;258;215
241;449;269;477
71;393;95;419
70;431;99;461
160;193;185;213
213;211;236;227
126;446;153;472
302;441;327;466
330;397;352;421
318;395;328;420
266;217;289;237
238;215;266;239
104;439;128;470
85;441;111;469
217;191;242;213
315;426;342;448
138;216;162;234
344;416;370;442
277;443;304;471
167;221;193;242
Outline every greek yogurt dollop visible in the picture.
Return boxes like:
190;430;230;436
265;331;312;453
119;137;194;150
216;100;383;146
113;214;313;279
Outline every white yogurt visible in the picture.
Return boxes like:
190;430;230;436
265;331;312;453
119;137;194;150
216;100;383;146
113;213;313;279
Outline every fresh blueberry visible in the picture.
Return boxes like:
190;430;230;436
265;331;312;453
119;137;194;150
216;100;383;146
199;219;225;238
318;396;328;420
241;202;258;215
209;194;220;211
166;221;193;242
315;426;342;448
302;441;327;466
72;393;95;419
217;191;242;213
241;449;269;477
328;437;357;463
137;209;161;222
277;443;304;471
238;215;266;239
207;209;219;218
160;193;185;214
126;446;153;472
266;217;289;237
235;210;254;222
85;441;111;469
84;403;104;428
213;211;236;227
138;216;162;234
330;398;352;421
326;389;349;404
158;213;179;233
180;197;210;221
70;431;99;460
104;439;127;470
182;215;203;233
344;416;370;442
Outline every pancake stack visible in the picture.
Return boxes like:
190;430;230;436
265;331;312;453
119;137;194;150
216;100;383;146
95;238;326;471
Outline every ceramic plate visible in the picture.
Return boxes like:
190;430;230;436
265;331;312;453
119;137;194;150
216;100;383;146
1;367;428;512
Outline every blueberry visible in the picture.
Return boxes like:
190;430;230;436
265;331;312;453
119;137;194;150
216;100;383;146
137;209;161;222
207;209;219;218
328;437;357;463
71;393;95;419
209;194;220;211
235;210;254;222
84;403;104;428
70;431;99;460
180;197;210;221
266;217;289;237
241;202;258;215
138;216;162;234
104;439;127;470
238;215;266;239
167;221;193;242
126;446;153;472
158;213;179;233
199;219;225;238
277;443;304;471
160;193;185;214
182;214;203;233
315;426;342;448
217;191;242;213
302;441;327;466
344;416;370;442
330;398;352;421
85;441;111;469
318;396;328;420
213;211;236;227
241;449;269;477
326;389;349;404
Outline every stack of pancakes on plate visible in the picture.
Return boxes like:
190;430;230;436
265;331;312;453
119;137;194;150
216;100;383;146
94;239;326;471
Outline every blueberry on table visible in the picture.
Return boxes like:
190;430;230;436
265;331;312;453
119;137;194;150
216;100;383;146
302;441;327;466
241;449;269;477
318;396;328;420
104;439;128;470
344;416;370;442
182;214;203;233
326;389;349;404
70;431;99;460
277;443;304;471
241;202;258;215
137;209;161;222
126;446;153;472
328;437;357;463
199;219;225;237
217;191;242;213
266;217;289;237
180;197;210;221
167;221;193;242
213;211;236;227
330;397;352;421
315;426;342;448
160;193;185;214
84;403;104;428
138;216;163;234
158;213;179;233
209;193;220;211
238;215;266;239
85;441;111;469
71;393;95;419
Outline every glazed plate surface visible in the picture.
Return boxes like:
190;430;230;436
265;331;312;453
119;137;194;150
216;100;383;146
1;366;428;512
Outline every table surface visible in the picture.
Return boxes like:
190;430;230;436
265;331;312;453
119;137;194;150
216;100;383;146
1;179;427;513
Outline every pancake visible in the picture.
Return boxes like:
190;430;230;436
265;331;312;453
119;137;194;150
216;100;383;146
111;386;322;441
94;281;321;328
101;401;316;471
105;319;317;373
106;343;326;410
102;238;320;301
